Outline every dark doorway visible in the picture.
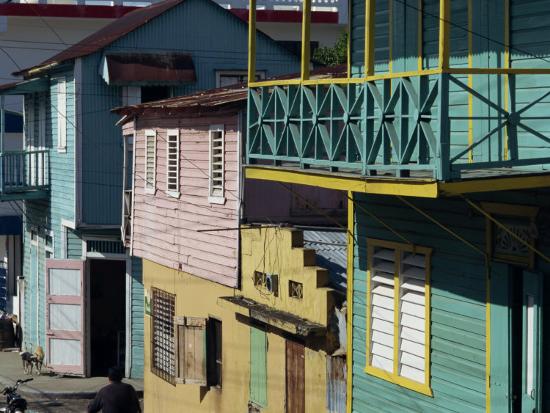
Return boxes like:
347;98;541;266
90;259;126;377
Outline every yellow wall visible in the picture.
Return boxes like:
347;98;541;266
143;255;329;413
241;226;338;327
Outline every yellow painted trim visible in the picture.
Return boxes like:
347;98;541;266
440;173;550;195
447;68;550;75
467;0;473;163
417;0;423;72
503;0;510;161
244;166;439;198
365;0;375;76
302;78;365;86
346;192;354;413
438;0;450;70
485;259;491;413
249;79;302;87
247;0;256;84
301;0;311;81
364;238;433;397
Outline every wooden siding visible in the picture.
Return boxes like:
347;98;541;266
67;229;82;259
130;256;144;378
351;189;550;412
131;113;240;287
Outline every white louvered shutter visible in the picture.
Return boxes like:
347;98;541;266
369;247;395;373
209;128;224;198
399;252;427;383
57;78;67;150
145;130;156;191
166;130;179;194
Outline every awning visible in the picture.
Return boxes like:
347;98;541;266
219;295;326;337
0;78;49;95
101;53;196;85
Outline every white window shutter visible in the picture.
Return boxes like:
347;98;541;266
145;130;156;192
208;126;225;203
166;129;179;195
57;78;67;150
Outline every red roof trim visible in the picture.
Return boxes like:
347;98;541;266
230;8;339;24
0;3;138;19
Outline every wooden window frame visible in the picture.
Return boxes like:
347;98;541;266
165;129;180;198
481;202;539;268
208;125;226;205
175;316;207;385
144;129;156;194
54;77;67;153
365;238;433;397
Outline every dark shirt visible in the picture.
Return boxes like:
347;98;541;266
87;381;141;413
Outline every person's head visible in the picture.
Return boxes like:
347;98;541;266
108;367;123;383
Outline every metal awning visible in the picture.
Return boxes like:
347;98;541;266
0;78;49;95
219;295;326;336
100;53;196;85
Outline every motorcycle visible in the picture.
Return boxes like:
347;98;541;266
0;378;33;413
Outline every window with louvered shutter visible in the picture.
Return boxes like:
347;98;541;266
208;126;225;203
145;130;156;192
366;240;432;395
166;129;179;196
56;78;67;151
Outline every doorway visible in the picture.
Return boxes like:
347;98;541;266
89;259;126;376
286;340;305;413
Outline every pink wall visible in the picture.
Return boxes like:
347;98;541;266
130;113;240;287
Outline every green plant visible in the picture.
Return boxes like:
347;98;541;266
313;31;348;66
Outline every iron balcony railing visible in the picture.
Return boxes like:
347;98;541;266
247;73;550;181
0;150;49;194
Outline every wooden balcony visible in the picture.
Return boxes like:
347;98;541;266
246;72;550;181
0;150;49;200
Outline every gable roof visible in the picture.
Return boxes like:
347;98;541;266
14;0;183;78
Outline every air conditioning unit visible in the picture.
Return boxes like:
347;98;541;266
265;273;279;297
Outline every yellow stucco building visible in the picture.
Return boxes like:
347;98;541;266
143;226;347;413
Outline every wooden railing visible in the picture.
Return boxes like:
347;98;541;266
247;73;550;180
0;150;49;194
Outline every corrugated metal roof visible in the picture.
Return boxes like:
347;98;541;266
14;0;184;78
303;229;347;291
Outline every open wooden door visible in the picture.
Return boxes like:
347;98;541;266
45;259;86;376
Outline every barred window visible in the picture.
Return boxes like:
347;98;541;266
151;288;176;384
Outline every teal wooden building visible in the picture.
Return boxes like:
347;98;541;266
245;0;550;412
0;0;298;378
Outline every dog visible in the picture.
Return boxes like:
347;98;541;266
20;346;45;375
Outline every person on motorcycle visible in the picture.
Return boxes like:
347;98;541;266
87;367;141;413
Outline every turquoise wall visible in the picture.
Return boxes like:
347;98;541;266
351;189;550;413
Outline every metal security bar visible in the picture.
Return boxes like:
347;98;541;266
151;288;176;385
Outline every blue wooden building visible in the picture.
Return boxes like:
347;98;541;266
0;0;298;377
245;0;550;412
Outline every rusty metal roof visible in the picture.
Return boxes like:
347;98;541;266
114;83;248;116
104;53;196;85
14;0;184;78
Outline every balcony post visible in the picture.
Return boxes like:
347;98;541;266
248;0;257;84
301;0;311;80
438;0;450;70
364;0;375;76
437;73;450;180
0;96;4;193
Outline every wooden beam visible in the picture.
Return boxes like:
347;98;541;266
301;0;311;81
248;0;257;84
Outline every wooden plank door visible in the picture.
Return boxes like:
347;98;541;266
521;271;543;413
250;326;267;407
45;259;86;376
286;340;305;413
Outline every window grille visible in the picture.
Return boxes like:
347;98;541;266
151;288;176;384
289;280;303;299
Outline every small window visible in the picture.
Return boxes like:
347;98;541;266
151;288;176;384
166;129;180;196
122;86;141;106
253;271;279;297
45;233;54;259
56;78;67;151
141;86;171;103
215;71;265;88
30;230;38;245
366;240;432;396
208;126;225;204
25;95;35;148
207;318;222;387
145;130;156;193
289;280;303;299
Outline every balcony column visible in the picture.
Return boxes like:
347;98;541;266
364;0;375;76
437;73;450;180
248;0;257;84
438;0;450;70
0;96;4;192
